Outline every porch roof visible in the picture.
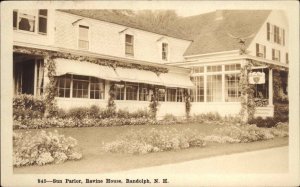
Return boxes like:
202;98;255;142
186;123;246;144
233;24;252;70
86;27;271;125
159;72;195;88
115;67;163;85
54;58;119;81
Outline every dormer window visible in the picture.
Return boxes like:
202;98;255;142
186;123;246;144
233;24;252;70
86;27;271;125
162;42;168;61
256;43;266;58
125;34;134;56
78;25;89;50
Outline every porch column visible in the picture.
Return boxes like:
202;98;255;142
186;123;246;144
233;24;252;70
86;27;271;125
43;57;50;94
268;68;273;106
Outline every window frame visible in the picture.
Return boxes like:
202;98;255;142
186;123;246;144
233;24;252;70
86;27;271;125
125;34;134;56
78;25;90;50
162;42;168;61
38;9;48;35
13;9;48;35
56;75;105;100
272;49;281;62
256;43;266;58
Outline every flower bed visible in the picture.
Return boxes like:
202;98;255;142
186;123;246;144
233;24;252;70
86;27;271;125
104;122;288;154
13;130;82;167
104;127;206;154
13;117;159;129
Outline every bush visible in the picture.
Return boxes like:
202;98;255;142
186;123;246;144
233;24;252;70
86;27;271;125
212;123;288;143
13;117;160;129
104;127;206;154
13;94;46;120
13;130;82;167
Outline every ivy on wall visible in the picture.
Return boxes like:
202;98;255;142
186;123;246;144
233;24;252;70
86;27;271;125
44;56;58;117
239;60;256;123
13;46;169;115
107;83;117;115
13;46;168;73
273;70;289;103
149;88;159;119
184;90;192;119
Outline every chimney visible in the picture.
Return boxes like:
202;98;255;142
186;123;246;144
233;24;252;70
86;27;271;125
215;10;223;21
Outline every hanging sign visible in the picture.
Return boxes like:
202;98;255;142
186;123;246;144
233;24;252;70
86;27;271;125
248;72;265;84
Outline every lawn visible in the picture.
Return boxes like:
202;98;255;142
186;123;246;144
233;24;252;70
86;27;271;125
13;123;288;174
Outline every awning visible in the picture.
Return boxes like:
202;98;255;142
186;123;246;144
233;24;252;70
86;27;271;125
54;58;119;81
159;72;195;88
115;67;163;85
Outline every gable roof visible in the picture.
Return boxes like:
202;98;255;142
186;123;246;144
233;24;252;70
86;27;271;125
58;9;271;56
58;9;191;41
180;10;271;56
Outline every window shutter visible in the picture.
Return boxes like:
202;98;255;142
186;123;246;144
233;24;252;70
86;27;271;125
278;51;281;62
264;46;266;58
13;10;18;29
274;26;276;43
283;29;285;46
267;22;270;41
272;49;274;60
256;43;259;57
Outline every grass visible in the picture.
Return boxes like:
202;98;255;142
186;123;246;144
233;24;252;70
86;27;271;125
13;123;288;174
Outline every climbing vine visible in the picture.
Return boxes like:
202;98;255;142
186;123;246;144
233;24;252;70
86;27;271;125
13;46;168;74
239;60;256;123
149;88;159;119
44;56;58;117
107;83;117;115
184;90;192;119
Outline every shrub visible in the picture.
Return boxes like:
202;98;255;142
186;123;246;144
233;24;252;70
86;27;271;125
212;123;288;143
13;94;46;120
13;130;82;167
104;127;206;154
13;117;160;129
67;107;90;119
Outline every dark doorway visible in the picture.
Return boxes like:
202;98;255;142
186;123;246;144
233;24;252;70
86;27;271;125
21;60;35;95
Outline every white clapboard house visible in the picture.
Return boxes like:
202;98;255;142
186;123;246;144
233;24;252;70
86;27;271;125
13;9;289;118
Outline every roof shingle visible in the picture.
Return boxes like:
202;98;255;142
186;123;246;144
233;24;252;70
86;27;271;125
59;9;271;56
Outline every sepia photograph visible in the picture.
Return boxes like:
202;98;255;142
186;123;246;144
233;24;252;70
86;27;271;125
1;1;299;186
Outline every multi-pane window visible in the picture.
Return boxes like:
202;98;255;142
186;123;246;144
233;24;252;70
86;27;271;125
256;43;266;58
158;88;166;102
72;75;89;98
225;64;241;71
207;65;222;72
225;74;240;102
162;43;168;60
192;76;204;102
13;9;48;34
192;66;204;74
207;75;222;102
14;10;36;32
125;34;134;56
56;75;106;99
139;84;148;101
126;83;138;100
115;84;125;100
90;77;105;99
176;88;184;102
57;75;71;98
267;22;285;45
272;49;281;62
78;25;89;50
166;88;176;102
38;10;47;34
